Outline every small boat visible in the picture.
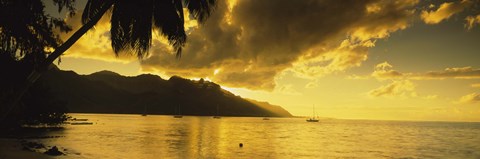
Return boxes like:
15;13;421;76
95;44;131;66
173;104;183;118
71;122;93;125
262;117;270;120
70;118;88;121
306;104;319;122
141;105;147;116
213;105;221;119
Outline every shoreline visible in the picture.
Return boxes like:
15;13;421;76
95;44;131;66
0;126;71;159
0;138;52;159
67;112;294;118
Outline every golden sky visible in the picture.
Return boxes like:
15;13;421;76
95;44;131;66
49;0;480;121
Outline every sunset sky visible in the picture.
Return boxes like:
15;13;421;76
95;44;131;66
46;0;480;121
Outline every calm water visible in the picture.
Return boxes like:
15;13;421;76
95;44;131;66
26;114;480;158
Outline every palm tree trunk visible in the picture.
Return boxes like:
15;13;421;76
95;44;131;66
0;2;113;124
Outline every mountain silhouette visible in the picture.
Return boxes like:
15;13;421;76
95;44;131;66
38;68;292;117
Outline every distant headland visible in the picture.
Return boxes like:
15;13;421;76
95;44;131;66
38;68;293;117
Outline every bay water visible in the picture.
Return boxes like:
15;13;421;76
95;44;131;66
24;114;480;158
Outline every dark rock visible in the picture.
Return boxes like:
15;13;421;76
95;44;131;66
44;146;64;156
22;141;45;149
22;146;33;152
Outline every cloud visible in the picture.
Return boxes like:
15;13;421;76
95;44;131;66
369;80;417;97
140;0;418;90
368;62;480;80
371;61;404;80
363;63;480;99
421;0;473;24
275;84;302;95
420;67;480;79
458;93;480;104
305;80;319;89
346;74;370;80
288;39;372;79
465;14;480;30
424;95;439;100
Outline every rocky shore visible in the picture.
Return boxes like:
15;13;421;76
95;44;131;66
0;127;70;159
0;138;53;159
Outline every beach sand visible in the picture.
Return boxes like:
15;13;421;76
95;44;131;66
0;138;52;159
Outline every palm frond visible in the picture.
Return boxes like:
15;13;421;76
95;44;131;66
82;0;114;25
111;0;153;58
84;0;216;59
183;0;216;23
153;0;186;58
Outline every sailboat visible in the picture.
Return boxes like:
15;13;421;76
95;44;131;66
262;113;270;120
213;105;221;119
173;104;183;118
141;105;147;116
306;105;319;122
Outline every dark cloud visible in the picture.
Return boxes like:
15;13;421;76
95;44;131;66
139;0;418;90
56;0;416;90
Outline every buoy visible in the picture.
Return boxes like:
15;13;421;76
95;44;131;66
239;143;243;147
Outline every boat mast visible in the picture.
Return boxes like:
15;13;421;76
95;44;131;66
312;104;316;119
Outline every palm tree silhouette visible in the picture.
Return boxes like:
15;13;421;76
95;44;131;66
1;0;216;123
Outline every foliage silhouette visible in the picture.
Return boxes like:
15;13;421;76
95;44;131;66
19;81;69;126
39;69;293;117
0;0;217;124
0;54;69;128
0;0;75;126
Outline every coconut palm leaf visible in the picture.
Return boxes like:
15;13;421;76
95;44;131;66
183;0;216;23
111;0;153;58
153;0;186;58
82;0;114;25
81;0;216;58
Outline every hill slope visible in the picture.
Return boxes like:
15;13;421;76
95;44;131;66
39;69;293;117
